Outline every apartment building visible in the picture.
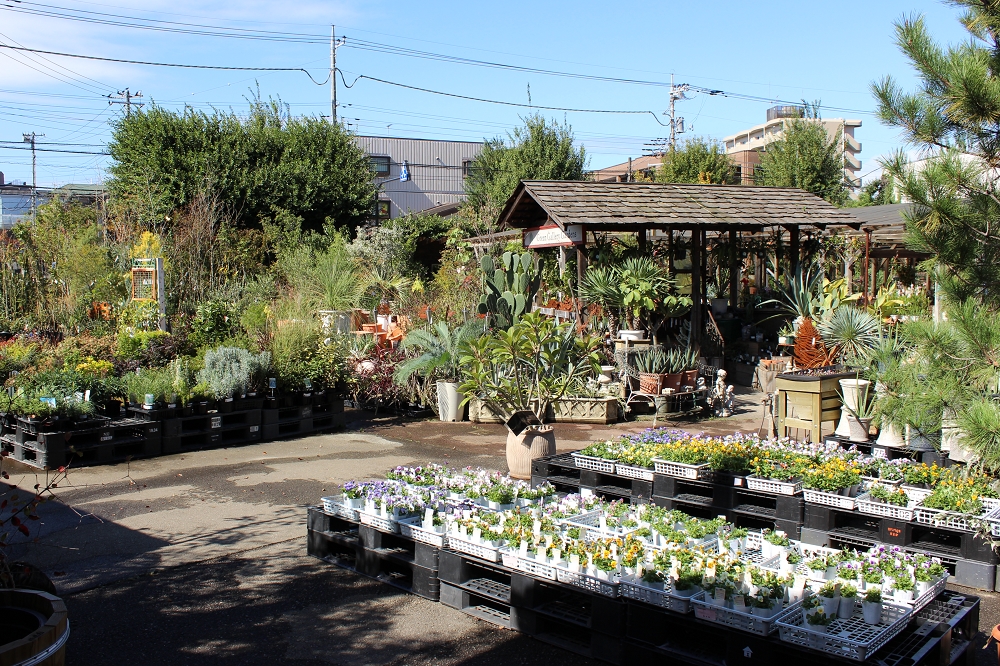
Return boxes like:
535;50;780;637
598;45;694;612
353;136;483;221
722;106;862;186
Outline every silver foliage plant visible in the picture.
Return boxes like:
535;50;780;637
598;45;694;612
196;346;271;399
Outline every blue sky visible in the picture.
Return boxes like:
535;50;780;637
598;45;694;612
0;0;971;188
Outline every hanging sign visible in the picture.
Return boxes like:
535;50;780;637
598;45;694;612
523;224;584;249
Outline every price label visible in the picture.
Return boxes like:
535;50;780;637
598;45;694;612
211;416;222;429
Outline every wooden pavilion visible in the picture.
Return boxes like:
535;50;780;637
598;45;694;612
496;180;860;340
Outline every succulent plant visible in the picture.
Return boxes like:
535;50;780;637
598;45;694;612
477;251;542;329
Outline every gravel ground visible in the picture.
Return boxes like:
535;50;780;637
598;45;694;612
4;402;998;664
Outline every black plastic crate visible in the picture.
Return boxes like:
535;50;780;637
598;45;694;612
359;525;438;570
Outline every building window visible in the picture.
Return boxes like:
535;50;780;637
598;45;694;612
462;159;472;179
371;156;390;175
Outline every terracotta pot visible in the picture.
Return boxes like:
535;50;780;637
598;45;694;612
663;373;683;392
682;369;699;387
638;373;664;394
506;425;556;479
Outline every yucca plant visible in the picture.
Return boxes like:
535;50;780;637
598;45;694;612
763;265;823;321
579;266;625;337
817;306;880;364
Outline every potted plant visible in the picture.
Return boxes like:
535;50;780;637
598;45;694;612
393;321;480;422
707;283;729;316
806;607;835;633
634;348;669;394
817;582;840;616
777;322;796;346
838;584;858;619
862;588;882;625
838;376;875;442
459;312;601;478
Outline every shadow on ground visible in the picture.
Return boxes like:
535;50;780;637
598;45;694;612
64;541;598;666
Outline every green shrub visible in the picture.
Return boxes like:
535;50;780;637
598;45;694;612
195;346;271;399
116;330;170;361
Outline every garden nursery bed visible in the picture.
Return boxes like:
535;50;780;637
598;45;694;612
309;461;980;666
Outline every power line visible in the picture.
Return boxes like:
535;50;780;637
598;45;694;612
0;44;331;84
339;71;670;125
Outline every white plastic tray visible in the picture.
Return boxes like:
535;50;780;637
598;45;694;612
746;475;803;496
572;453;615;474
652;458;710;480
615;463;654;481
776;600;912;661
690;591;801;635
803;488;857;510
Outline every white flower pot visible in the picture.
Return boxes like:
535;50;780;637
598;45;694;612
808;623;830;634
915;580;932;597
836;378;870;437
838;596;856;619
847;416;873;443
619;330;646;341
825;566;839;580
877;421;905;448
808;568;827;583
821;596;840;616
711;298;729;315
892;588;913;604
436;380;466;422
673;586;697;598
862;601;882;625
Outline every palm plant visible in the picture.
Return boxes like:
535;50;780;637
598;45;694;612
617;257;676;330
579;266;625;337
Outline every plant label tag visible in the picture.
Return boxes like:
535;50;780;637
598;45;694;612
734;594;745;609
599;516;608;531
551;548;561;562
472;527;482;542
570;553;580;568
519;541;529;557
424;508;434;523
532;520;541;536
459;525;468;537
714;588;727;604
211;416;222;429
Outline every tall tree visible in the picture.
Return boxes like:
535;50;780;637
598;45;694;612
754;118;848;204
107;97;376;234
655;137;739;184
871;3;1000;470
464;114;587;224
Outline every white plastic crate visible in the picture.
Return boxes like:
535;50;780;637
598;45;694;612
901;485;932;502
571;453;615;474
615;463;654;481
563;510;640;540
397;516;446;547
746;475;803;496
690;591;801;636
501;551;559;580
321;495;360;522
803;488;857;511
776;600;912;661
619;579;695;613
358;509;400;534
652;458;710;480
447;533;502;562
554;564;619;597
855;492;916;522
913;502;1000;534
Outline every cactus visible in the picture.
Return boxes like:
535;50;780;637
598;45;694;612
477;251;542;329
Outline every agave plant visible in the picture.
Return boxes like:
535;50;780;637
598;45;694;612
817;306;880;364
762;265;823;320
634;348;669;374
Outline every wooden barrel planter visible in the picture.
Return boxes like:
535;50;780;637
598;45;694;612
0;589;69;666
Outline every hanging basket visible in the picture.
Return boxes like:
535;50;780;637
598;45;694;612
638;373;664;394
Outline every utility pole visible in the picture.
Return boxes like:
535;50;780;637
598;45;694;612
667;74;690;151
107;88;144;116
330;27;345;124
22;132;43;219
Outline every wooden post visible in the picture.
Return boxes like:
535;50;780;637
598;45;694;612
863;230;871;302
789;226;800;274
690;226;702;343
637;225;647;255
667;229;675;274
728;229;738;311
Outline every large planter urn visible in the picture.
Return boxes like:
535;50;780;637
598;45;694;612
847;415;873;443
836;378;870;438
506;425;556;480
618;330;646;341
0;588;69;666
436;380;466;422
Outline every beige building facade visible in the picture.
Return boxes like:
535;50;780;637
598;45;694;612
722;106;862;186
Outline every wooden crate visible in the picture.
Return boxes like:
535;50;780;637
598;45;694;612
776;373;849;443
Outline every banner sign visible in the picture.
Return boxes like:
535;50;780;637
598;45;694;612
523;224;584;249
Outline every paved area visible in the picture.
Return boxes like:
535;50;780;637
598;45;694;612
2;395;997;664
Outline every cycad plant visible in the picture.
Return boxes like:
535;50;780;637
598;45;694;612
394;320;482;385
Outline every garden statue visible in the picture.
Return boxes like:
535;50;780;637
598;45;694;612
710;369;735;417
